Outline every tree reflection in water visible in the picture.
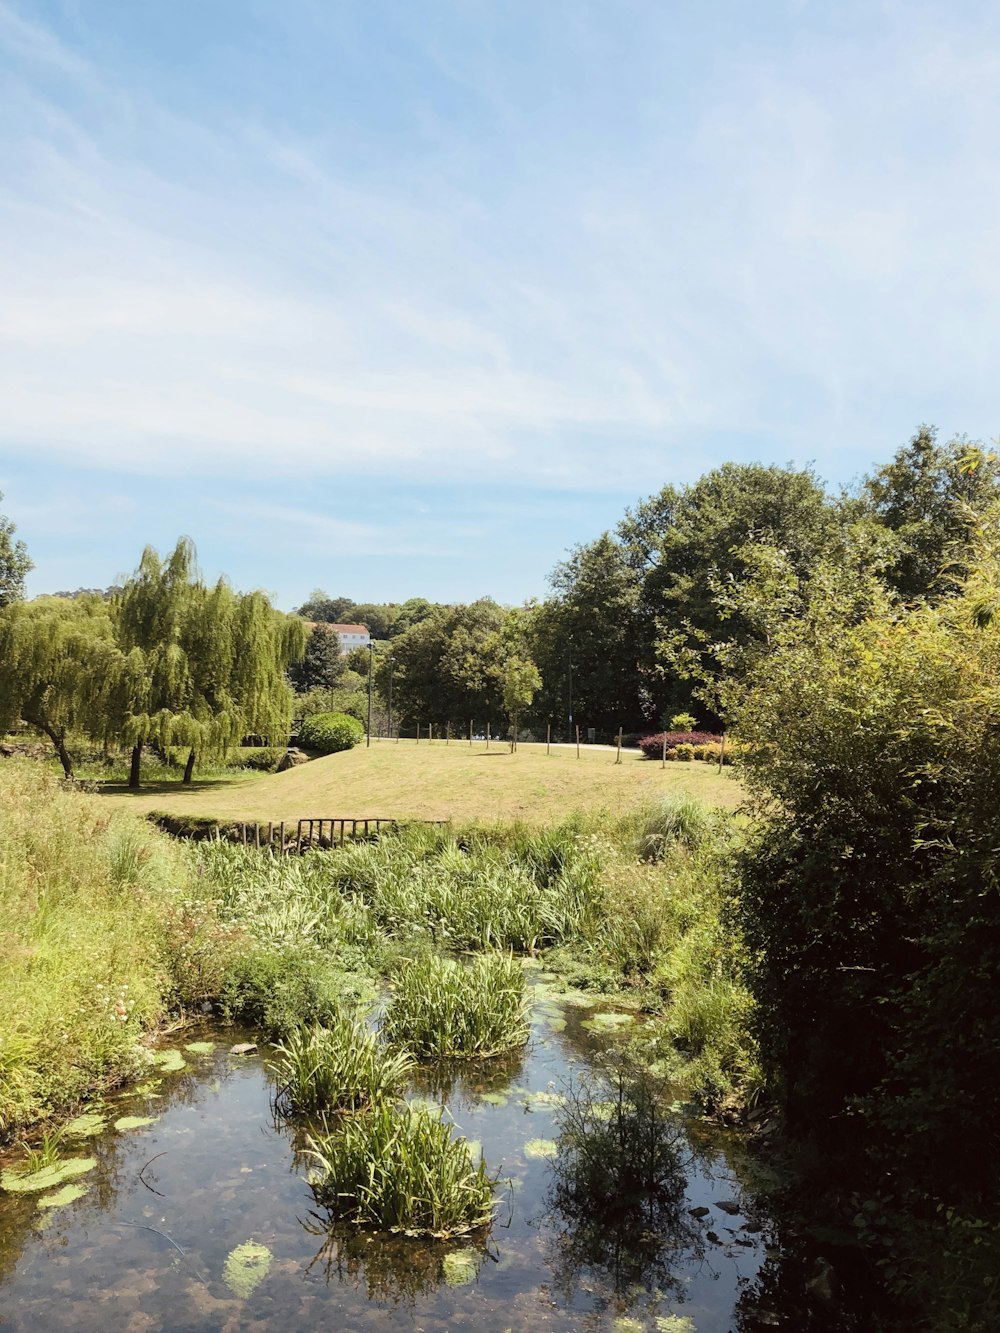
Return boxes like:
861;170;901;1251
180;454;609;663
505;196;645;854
545;1056;704;1310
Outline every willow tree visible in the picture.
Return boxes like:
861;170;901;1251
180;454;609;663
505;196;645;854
0;594;115;777
104;538;305;788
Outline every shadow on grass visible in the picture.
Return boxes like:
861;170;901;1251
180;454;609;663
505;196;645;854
96;777;248;798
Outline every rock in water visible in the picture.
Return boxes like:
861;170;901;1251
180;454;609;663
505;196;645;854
229;1043;258;1056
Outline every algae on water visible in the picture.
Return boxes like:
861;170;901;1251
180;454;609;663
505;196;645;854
37;1182;88;1209
223;1240;272;1299
151;1049;187;1073
442;1248;480;1287
114;1115;160;1131
64;1112;105;1137
184;1041;215;1055
1;1157;97;1194
523;1138;557;1160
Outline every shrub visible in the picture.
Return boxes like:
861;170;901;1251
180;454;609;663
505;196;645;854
218;943;367;1037
383;953;528;1058
307;1101;498;1236
272;1013;413;1116
238;746;285;772
636;795;718;861
673;743;695;762
637;730;721;759
297;711;364;754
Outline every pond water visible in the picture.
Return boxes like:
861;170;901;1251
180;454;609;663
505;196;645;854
0;984;853;1332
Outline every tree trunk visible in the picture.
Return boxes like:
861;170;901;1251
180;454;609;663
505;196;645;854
183;748;196;784
129;741;143;790
23;706;74;779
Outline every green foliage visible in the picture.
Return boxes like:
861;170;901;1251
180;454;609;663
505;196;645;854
297;710;364;753
272;1014;413;1116
217;944;365;1038
288;624;347;692
383;953;528;1058
636;795;718;861
307;1101;497;1237
0;492;32;608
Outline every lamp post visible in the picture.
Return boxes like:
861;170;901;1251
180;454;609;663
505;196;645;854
567;659;573;744
387;655;394;739
366;641;374;747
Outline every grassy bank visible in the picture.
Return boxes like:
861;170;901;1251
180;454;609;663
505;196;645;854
99;736;742;825
0;762;753;1141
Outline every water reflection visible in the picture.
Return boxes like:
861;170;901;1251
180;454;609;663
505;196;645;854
545;1056;704;1310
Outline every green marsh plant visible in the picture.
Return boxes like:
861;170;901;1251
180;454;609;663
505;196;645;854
307;1101;498;1237
383;953;528;1059
272;1012;413;1117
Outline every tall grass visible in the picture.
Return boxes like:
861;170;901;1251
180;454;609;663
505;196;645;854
383;953;529;1059
307;1101;498;1237
272;1013;413;1116
0;763;230;1137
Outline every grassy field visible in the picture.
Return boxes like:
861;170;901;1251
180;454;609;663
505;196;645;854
100;739;743;824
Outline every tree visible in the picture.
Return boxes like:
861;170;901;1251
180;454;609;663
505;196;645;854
533;535;644;736
101;538;305;788
0;492;32;607
857;424;1000;601
638;463;838;723
0;595;114;776
500;655;541;750
388;600;509;730
288;624;346;692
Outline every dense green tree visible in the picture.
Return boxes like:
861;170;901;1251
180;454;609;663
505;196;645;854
0;595;115;776
102;539;305;788
288;624;346;692
387;599;511;730
856;424;1000;601
0;493;32;608
532;535;644;737
500;655;541;750
636;463;838;722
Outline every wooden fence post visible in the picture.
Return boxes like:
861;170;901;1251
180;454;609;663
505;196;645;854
469;719;473;746
719;732;726;772
546;723;551;755
616;727;623;764
575;725;580;758
661;733;667;769
486;722;491;750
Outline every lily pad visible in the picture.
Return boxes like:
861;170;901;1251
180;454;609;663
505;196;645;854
114;1115;159;1131
480;1091;508;1107
442;1248;480;1287
64;1112;105;1137
656;1317;696;1333
37;1182;89;1209
133;1081;162;1096
582;1012;635;1033
1;1157;97;1194
524;1138;558;1160
184;1041;215;1055
223;1239;272;1299
523;1090;565;1112
151;1049;187;1073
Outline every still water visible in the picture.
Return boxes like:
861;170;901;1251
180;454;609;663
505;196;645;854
0;985;824;1332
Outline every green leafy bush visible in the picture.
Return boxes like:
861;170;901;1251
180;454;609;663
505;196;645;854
297;711;364;754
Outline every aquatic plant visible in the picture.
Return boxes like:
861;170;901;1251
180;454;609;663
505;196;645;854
223;1239;272;1299
382;953;528;1059
307;1101;498;1237
272;1012;413;1116
635;794;719;861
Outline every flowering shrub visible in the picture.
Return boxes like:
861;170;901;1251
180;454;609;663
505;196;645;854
637;731;721;759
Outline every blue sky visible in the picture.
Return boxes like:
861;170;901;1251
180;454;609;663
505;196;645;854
2;0;998;609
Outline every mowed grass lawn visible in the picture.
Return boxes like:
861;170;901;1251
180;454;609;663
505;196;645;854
100;739;743;825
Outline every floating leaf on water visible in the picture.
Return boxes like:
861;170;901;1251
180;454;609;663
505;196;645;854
1;1157;97;1194
656;1317;696;1333
523;1138;557;1160
64;1112;105;1137
561;992;599;1008
184;1041;215;1055
581;1012;635;1033
133;1081;162;1096
480;1092;508;1107
114;1115;160;1131
442;1248;480;1287
614;1320;644;1333
523;1090;565;1112
464;1139;482;1161
37;1182;88;1210
544;1016;567;1033
223;1240;272;1299
151;1049;187;1073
